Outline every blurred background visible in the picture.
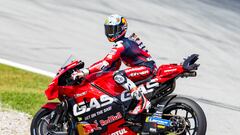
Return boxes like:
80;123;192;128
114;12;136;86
0;0;240;134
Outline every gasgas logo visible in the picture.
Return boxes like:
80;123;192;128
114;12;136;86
73;95;114;116
73;79;159;116
120;79;159;102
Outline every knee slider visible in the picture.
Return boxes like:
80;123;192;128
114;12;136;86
113;71;127;85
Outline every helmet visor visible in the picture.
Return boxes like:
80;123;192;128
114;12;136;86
104;25;121;37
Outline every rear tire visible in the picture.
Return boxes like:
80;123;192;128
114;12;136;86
163;97;207;135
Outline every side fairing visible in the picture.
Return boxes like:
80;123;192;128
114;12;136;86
87;71;125;96
72;72;135;134
73;83;128;134
45;78;59;100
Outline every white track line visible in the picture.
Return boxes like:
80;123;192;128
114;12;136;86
0;58;55;77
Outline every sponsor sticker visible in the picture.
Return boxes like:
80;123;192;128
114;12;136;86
99;112;122;126
111;128;128;135
74;91;87;98
84;106;112;120
73;95;114;116
164;68;177;73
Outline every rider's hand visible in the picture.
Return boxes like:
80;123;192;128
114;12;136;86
71;71;84;80
71;68;89;80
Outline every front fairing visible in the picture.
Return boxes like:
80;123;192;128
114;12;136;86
45;79;59;100
45;60;84;100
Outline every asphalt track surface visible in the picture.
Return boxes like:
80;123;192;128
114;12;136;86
0;0;240;134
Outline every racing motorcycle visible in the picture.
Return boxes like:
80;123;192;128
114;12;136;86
31;54;207;135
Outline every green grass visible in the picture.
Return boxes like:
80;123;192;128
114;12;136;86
0;64;52;116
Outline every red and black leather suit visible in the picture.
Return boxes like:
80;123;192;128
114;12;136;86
87;37;156;89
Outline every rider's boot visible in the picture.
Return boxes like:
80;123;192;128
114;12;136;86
128;87;151;115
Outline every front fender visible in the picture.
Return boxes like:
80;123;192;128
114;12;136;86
42;102;60;110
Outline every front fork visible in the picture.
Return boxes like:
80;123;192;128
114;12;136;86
48;99;67;126
43;99;77;135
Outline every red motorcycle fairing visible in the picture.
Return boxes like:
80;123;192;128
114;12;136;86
86;71;125;96
45;79;59;100
101;121;136;135
45;60;84;100
156;64;184;83
76;103;133;134
65;72;136;134
73;82;109;107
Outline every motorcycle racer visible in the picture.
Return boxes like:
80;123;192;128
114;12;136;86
72;14;157;115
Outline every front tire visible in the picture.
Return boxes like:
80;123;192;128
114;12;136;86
163;97;207;135
30;108;52;135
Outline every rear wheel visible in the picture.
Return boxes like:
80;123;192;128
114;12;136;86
162;97;207;135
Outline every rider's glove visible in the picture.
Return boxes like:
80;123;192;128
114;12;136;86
71;68;89;80
182;54;200;71
71;71;84;80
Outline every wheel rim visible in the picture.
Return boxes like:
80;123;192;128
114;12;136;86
37;114;53;135
163;103;199;135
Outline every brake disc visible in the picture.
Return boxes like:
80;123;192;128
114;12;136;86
169;115;187;135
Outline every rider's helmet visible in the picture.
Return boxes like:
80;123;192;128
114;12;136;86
104;14;128;42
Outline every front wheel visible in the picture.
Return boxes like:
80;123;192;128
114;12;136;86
30;108;71;135
30;108;53;135
163;97;207;135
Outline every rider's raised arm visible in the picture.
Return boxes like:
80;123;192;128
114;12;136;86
88;41;124;74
